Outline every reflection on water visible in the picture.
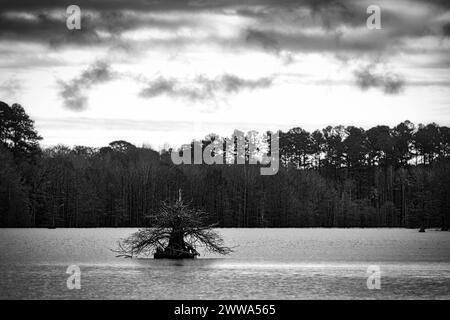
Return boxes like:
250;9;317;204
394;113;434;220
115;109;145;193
0;228;449;299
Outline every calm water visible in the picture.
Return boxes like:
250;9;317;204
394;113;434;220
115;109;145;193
0;228;449;299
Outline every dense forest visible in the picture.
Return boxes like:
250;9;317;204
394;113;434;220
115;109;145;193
1;100;449;229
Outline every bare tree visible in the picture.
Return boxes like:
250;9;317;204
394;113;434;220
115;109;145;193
114;194;232;259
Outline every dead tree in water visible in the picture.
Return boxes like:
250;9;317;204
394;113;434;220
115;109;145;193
114;197;232;259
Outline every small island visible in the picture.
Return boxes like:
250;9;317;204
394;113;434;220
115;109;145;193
114;192;232;259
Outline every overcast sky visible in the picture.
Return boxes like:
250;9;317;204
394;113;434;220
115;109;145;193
0;0;449;149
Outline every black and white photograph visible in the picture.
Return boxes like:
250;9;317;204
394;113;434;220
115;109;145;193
0;0;449;308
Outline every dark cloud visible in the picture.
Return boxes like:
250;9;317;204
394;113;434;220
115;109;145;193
244;27;394;55
244;28;295;63
1;0;449;94
354;67;405;95
139;74;273;101
240;2;449;62
0;11;101;46
0;0;228;11
219;74;273;93
0;0;448;61
304;0;360;30
0;0;349;12
443;23;450;37
0;7;200;48
139;77;177;98
383;75;405;95
419;0;450;10
58;60;115;111
59;65;273;111
246;29;280;53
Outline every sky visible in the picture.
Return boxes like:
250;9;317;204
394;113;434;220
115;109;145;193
0;0;449;149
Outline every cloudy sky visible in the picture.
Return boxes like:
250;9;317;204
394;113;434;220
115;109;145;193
0;0;449;149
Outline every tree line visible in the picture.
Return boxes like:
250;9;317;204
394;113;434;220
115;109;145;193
1;100;449;229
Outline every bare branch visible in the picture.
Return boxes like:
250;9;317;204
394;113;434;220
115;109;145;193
114;199;232;258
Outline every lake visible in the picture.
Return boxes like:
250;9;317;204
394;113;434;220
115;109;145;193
0;228;449;299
